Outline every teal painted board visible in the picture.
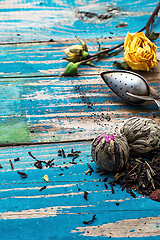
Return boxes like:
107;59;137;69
0;0;159;43
0;141;160;239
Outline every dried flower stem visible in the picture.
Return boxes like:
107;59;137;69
140;1;160;36
80;2;160;65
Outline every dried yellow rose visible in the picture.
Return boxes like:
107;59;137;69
124;32;157;71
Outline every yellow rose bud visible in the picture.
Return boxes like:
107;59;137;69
124;32;157;71
64;45;89;63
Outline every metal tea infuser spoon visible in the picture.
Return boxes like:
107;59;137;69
101;70;160;109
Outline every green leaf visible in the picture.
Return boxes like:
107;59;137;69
75;35;88;52
113;61;130;70
85;61;96;67
108;47;124;57
148;31;159;41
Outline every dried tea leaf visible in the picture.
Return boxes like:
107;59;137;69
17;171;27;179
9;160;14;170
109;182;115;194
149;189;160;202
28;151;37;160
84;191;88;200
116;22;128;28
83;214;96;224
87;163;94;173
39;186;47;191
34;161;43;169
103;176;108;182
43;174;49;182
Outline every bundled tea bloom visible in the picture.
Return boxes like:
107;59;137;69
91;133;129;172
120;117;160;154
124;32;157;71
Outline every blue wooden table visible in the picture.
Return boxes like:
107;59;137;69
0;0;160;239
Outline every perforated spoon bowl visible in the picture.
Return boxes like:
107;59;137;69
101;70;150;104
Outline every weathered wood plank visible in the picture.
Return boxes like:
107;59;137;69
0;142;160;239
0;73;159;144
0;37;159;77
0;37;159;144
0;0;159;43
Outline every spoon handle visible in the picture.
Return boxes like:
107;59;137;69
150;86;160;100
126;92;153;100
154;99;160;110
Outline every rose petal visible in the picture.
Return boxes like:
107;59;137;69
124;32;157;71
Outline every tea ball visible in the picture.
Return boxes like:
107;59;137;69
91;133;129;172
120;117;160;154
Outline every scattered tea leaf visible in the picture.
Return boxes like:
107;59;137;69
17;171;27;179
103;176;108;182
109;182;115;194
9;160;14;170
104;183;108;189
28;151;37;160
83;214;96;224
84;191;88;201
39;186;47;191
87;163;94;173
14;157;20;162
85;170;91;175
34;161;43;169
113;150;160;197
61;149;66;158
0;164;3;169
116;22;128;28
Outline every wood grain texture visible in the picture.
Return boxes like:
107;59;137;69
0;37;160;77
0;142;160;239
0;0;159;43
0;1;160;239
0;37;159;144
